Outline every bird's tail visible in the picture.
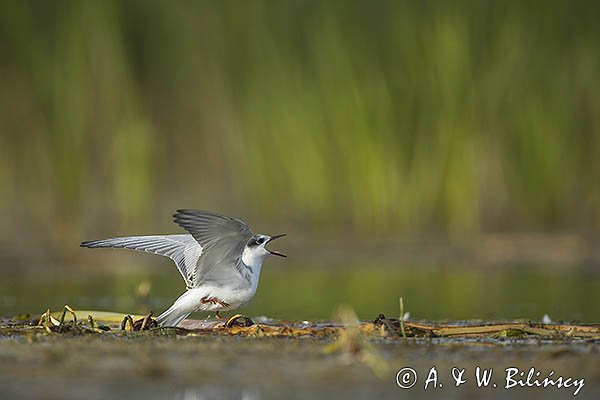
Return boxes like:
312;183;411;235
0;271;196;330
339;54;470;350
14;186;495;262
157;304;191;327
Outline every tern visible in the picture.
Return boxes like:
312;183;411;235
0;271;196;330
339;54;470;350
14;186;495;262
81;209;286;327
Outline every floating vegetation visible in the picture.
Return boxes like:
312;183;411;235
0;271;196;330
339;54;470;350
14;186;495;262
121;312;159;332
0;305;597;341
35;305;108;334
369;314;600;340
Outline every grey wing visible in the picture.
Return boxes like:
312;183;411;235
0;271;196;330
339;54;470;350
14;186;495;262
81;235;201;289
172;210;253;286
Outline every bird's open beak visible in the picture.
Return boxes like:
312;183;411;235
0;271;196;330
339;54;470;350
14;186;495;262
267;234;287;257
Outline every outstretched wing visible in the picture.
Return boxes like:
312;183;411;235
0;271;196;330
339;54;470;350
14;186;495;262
173;209;253;287
81;235;201;289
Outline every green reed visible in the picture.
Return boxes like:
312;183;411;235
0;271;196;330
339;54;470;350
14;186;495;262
0;0;598;250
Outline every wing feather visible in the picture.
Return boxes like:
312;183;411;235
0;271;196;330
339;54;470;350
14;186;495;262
81;235;201;288
172;210;253;287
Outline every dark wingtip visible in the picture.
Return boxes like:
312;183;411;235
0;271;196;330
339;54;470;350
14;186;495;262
175;209;199;214
80;240;100;248
173;209;199;219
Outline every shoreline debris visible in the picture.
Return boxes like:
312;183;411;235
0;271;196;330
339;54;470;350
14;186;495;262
0;306;596;341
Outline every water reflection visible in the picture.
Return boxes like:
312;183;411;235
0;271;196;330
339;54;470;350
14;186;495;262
0;263;598;322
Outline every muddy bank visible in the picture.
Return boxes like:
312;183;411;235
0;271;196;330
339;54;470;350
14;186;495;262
1;308;598;400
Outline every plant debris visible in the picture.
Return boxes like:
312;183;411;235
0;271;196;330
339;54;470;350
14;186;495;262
121;312;159;331
0;306;597;341
370;314;600;339
224;314;254;328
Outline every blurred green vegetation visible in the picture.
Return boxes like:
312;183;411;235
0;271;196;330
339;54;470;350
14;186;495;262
1;0;599;252
1;263;598;321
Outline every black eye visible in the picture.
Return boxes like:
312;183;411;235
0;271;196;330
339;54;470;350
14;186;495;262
256;237;265;245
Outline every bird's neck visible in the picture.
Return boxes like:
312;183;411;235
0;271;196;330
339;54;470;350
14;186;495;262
242;248;267;289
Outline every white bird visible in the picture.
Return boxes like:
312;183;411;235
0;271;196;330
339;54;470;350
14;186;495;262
81;209;286;326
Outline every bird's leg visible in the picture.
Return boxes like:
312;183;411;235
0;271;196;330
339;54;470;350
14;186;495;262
200;296;231;320
216;311;227;320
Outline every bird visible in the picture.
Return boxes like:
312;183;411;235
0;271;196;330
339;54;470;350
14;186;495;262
81;209;286;327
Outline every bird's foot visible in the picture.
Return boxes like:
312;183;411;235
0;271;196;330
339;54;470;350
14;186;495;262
201;297;231;321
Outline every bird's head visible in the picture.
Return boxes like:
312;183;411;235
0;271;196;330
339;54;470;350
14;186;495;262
243;233;287;265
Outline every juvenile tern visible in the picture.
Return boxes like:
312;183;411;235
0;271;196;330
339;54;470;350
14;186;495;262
81;209;286;327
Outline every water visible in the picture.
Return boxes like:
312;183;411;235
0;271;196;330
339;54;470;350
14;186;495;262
1;262;597;323
1;262;598;400
0;333;597;400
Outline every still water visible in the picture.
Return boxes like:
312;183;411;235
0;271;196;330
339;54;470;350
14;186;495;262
1;262;597;322
0;261;598;400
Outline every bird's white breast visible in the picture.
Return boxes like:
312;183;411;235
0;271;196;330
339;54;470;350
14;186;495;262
241;246;268;290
